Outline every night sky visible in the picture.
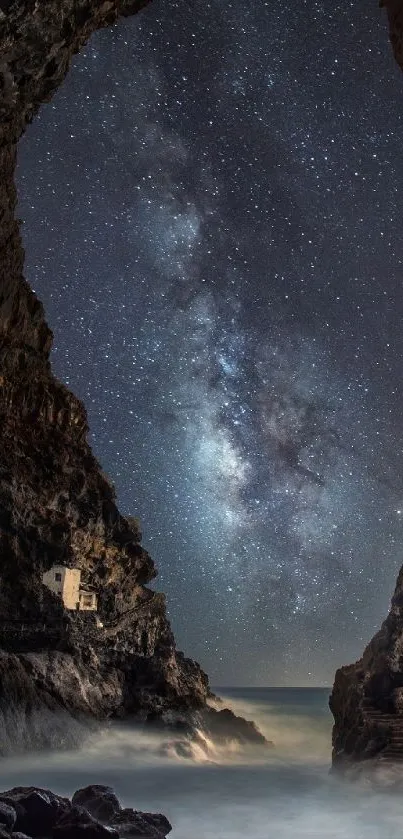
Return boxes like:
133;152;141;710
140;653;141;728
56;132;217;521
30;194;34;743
16;0;403;686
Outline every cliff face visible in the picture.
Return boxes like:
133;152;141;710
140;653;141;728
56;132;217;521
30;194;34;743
330;569;403;770
329;1;403;773
0;0;218;753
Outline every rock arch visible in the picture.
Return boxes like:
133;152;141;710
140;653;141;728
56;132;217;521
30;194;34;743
0;0;401;754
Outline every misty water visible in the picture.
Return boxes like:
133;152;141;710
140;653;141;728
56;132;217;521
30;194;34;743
1;688;403;838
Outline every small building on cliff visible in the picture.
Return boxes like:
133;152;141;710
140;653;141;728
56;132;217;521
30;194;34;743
42;565;97;612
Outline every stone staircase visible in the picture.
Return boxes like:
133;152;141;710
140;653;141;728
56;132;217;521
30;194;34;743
362;699;403;763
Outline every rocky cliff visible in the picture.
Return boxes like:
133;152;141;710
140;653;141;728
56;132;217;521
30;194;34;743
0;0;266;754
329;0;403;774
330;567;403;771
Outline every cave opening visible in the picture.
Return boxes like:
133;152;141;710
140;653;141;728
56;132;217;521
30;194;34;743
16;0;403;687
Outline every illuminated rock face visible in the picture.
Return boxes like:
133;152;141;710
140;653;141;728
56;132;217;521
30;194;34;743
0;0;213;750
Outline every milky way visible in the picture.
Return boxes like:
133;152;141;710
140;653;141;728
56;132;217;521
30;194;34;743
16;0;403;684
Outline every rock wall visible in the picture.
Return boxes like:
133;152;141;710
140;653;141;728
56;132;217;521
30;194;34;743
0;0;217;753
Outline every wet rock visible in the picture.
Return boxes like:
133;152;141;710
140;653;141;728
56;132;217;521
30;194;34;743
201;706;270;746
111;809;171;838
52;805;118;839
0;786;171;839
72;786;120;824
0;788;69;837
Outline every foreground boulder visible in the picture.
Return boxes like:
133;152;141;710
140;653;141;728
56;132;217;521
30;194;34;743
0;788;70;837
72;786;120;824
110;810;171;839
53;806;119;839
201;706;268;745
0;787;170;839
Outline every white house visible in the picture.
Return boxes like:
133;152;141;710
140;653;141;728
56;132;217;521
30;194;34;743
42;565;97;612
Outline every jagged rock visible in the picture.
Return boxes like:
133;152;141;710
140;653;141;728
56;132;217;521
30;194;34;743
0;788;171;839
0;788;69;837
0;801;16;831
72;787;121;824
52;805;119;839
110;810;171;839
145;704;270;753
201;706;269;746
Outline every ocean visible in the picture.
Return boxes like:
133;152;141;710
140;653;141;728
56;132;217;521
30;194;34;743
1;687;403;838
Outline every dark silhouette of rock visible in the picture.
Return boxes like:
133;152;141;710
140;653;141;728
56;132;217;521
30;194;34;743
72;787;120;824
111;810;171;839
0;802;16;831
0;787;171;839
0;0;268;757
145;702;270;752
0;788;69;837
52;805;119;839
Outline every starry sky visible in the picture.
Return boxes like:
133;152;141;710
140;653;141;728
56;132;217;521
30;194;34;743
16;0;403;686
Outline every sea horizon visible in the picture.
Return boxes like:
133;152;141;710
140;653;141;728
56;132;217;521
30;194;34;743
214;684;332;690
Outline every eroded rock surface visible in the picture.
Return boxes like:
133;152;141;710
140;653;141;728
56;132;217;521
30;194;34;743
330;567;403;771
0;785;171;839
0;0;266;752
